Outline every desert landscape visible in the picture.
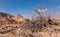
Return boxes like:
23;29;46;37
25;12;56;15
0;8;60;37
0;0;60;37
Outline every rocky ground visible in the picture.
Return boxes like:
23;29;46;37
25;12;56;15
0;24;59;37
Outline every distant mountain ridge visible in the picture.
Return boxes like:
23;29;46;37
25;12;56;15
0;12;14;18
0;12;25;24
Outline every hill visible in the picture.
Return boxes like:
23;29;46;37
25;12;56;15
0;12;14;18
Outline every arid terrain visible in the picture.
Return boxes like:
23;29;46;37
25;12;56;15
0;8;60;37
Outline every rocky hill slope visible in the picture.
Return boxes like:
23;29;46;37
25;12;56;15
0;12;14;18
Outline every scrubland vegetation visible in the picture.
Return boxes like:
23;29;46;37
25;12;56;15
0;8;60;37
